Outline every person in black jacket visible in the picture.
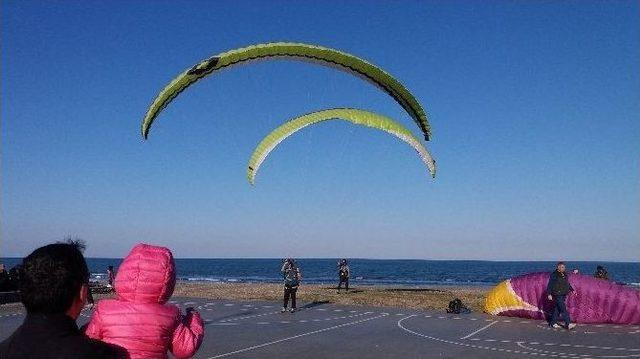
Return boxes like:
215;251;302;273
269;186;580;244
0;240;126;359
546;262;576;330
594;265;609;280
337;259;350;293
0;264;9;292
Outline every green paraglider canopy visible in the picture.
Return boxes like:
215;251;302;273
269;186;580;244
141;42;432;141
247;108;436;185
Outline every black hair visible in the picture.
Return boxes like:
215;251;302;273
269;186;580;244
20;239;89;314
557;261;565;266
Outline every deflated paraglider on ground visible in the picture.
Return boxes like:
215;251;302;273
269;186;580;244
141;42;432;141
247;108;436;185
485;272;640;324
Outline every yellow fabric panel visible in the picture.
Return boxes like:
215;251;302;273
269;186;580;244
484;280;532;314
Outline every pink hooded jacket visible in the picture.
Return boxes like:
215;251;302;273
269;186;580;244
85;244;204;359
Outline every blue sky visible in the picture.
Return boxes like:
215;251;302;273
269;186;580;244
2;1;638;260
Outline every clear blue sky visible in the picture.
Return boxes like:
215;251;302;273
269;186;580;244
2;1;638;260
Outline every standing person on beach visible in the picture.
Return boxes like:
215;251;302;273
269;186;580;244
281;258;301;313
546;262;576;330
106;265;115;287
0;264;9;291
0;240;126;359
337;259;350;293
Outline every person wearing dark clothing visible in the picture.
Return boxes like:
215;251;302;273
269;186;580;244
337;259;350;293
281;258;301;313
1;312;126;359
594;265;609;280
107;265;115;287
0;240;126;359
0;264;9;292
7;265;21;291
546;262;576;330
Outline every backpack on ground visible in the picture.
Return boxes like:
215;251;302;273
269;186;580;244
447;298;470;314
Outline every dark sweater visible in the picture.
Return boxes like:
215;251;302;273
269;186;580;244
0;313;126;359
546;270;574;296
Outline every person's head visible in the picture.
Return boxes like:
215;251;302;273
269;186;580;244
596;265;604;272
572;269;579;274
115;243;176;305
108;265;114;271
0;263;5;273
20;240;89;319
556;262;566;273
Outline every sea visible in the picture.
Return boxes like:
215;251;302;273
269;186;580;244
2;258;638;287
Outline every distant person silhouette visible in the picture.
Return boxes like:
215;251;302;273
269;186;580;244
337;259;350;293
281;258;301;313
594;265;609;280
106;266;115;287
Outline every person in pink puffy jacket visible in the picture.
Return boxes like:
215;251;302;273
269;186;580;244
85;243;204;359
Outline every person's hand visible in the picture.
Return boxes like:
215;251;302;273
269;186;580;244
547;294;553;301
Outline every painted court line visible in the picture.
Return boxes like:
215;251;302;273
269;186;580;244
460;320;499;340
208;314;388;358
398;315;594;358
220;310;280;323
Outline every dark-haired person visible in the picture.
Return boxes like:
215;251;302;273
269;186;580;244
594;265;609;280
7;265;21;291
0;264;9;291
107;265;115;287
281;258;301;313
337;259;350;293
546;261;576;330
0;241;126;359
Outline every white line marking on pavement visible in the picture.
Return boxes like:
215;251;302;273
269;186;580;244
208;314;388;358
220;311;280;323
398;316;582;358
460;320;499;340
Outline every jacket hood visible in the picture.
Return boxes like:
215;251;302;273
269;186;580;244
115;243;176;304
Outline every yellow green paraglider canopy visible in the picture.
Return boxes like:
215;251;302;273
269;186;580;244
247;108;436;185
141;42;431;141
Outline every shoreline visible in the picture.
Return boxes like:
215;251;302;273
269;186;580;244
172;281;490;312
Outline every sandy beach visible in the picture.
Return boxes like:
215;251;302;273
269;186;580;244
172;282;490;312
